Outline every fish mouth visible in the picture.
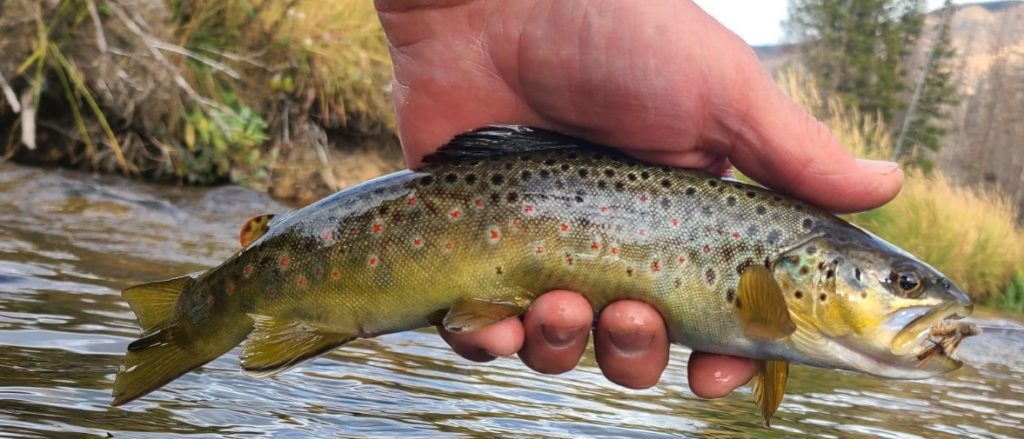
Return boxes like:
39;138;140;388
889;304;977;370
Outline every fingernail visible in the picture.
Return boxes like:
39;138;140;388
856;158;900;175
540;324;588;348
608;329;654;355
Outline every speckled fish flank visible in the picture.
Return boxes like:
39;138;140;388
112;126;976;426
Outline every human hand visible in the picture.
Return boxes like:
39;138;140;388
374;0;903;397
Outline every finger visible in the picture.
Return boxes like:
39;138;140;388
594;300;670;389
519;290;593;374
695;13;903;213
686;351;756;399
437;317;524;362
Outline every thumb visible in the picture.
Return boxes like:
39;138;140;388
707;53;903;213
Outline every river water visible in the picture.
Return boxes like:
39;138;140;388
0;161;1021;438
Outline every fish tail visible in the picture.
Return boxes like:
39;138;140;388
112;275;249;406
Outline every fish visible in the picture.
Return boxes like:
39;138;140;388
112;125;976;426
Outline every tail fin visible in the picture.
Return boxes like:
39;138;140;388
113;275;247;406
121;275;194;331
112;324;212;406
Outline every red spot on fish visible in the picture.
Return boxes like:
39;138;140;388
444;242;454;251
560;223;570;233
703;245;710;253
611;247;621;256
564;253;574;266
639;229;647;236
412;237;424;248
449;209;462;220
536;246;545;254
266;286;276;296
671;219;680;227
732;231;741;239
678;256;687;265
639;194;648;203
279;255;290;266
298;277;308;287
407;196;417;206
489;227;501;241
331;270;341;279
372;223;382;234
322;230;332;241
368;255;379;267
474;197;485;208
599;206;609;215
591;241;601;250
523;204;536;215
225;283;235;295
651;260;661;273
315;267;324;276
243;265;254;277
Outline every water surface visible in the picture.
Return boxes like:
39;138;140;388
1;161;1021;437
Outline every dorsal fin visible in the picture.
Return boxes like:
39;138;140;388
422;125;614;164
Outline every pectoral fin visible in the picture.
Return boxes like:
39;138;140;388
240;214;276;248
737;266;796;341
443;297;530;333
241;315;353;378
752;359;789;427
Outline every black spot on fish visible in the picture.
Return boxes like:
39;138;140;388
802;218;814;230
826;268;835;279
561;164;571;171
685;187;696;196
465;174;478;184
746;191;756;198
772;195;783;202
490;192;501;203
701;205;714;216
544;159;557;166
736;258;755;274
504;162;515;170
806;245;817;255
445;173;458;183
540;169;551;179
420;176;435;186
795;290;804;299
640;171;650;180
521;170;532;181
746;224;760;237
491;174;505;185
726;196;736;206
674;278;683;288
722;246;735;261
705;268;716;285
626;267;634;277
726;289;736;302
604;169;616;178
507;192;519;203
661;179;672;188
578;169;589;178
799;266;810;276
597;180;608;189
495;266;503;275
555;180;565;190
763;256;771;268
614;182;625;191
766;230;781;245
855;267;863;281
755;205;767;215
708;180;719;188
627;173;638;181
574;195;584;203
661;198;671;209
819;293;828;302
861;291;868;299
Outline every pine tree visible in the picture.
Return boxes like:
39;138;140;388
892;0;960;169
785;0;925;124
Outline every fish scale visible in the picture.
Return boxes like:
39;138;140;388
112;125;975;427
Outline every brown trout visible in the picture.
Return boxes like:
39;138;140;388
112;125;976;425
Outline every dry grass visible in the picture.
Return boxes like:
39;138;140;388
777;67;1024;304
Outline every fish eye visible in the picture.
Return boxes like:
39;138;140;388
889;269;924;297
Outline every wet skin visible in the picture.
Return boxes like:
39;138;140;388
375;0;903;396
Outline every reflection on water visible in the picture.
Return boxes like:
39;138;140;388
0;161;1021;437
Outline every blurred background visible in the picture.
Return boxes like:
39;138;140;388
3;0;1018;312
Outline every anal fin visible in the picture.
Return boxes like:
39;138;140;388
752;359;789;428
442;297;530;333
241;315;353;378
